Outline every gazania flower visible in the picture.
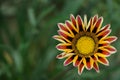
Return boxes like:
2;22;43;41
53;14;117;75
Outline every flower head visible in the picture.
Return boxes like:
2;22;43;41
53;14;117;75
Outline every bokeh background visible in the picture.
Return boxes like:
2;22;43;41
0;0;120;80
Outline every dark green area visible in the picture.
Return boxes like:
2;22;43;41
0;0;120;80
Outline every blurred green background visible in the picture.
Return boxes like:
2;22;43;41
0;0;120;80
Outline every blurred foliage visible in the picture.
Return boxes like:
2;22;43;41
0;0;120;80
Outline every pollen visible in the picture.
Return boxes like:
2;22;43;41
76;36;95;55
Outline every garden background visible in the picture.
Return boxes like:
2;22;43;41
0;0;120;80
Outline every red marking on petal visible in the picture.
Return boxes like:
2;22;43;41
100;24;110;32
76;15;84;31
98;57;109;66
105;36;117;43
58;30;73;42
90;18;92;26
86;57;93;70
103;43;109;46
58;30;68;38
101;30;110;36
65;21;78;35
58;23;68;32
78;62;84;75
99;42;110;47
87;18;92;32
95;17;103;28
65;21;73;30
97;50;110;57
56;53;74;59
97;49;111;57
70;14;76;26
77;15;82;25
93;15;98;24
56;54;63;59
93;62;99;73
102;50;111;56
74;57;82;67
53;35;65;42
86;62;91;70
105;46;116;52
75;60;80;67
64;56;75;66
91;55;97;61
56;44;66;49
97;30;111;38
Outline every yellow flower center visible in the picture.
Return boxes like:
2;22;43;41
76;36;95;55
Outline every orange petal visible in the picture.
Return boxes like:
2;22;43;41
78;62;84;75
58;23;69;32
97;29;111;40
104;36;117;43
53;35;66;43
64;55;75;66
93;17;103;33
70;14;77;28
90;15;98;32
56;43;72;52
73;56;82;67
56;52;74;59
93;15;98;24
98;24;110;34
58;30;73;42
85;57;93;70
65;21;78;35
58;30;73;37
91;55;97;61
56;43;71;49
83;57;86;67
97;57;109;66
93;62;99;73
98;41;110;47
104;46;117;54
76;15;85;31
97;49;111;57
73;55;78;67
86;18;92;32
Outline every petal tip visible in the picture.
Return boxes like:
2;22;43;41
56;44;59;49
70;14;74;17
86;67;92;70
63;63;67;66
114;36;118;41
78;63;84;75
78;71;82;75
106;62;109;66
63;56;74;66
96;70;100;73
56;54;62;59
63;61;69;66
107;24;111;28
56;44;64;50
52;35;57;39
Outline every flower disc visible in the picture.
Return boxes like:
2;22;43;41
76;36;95;55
